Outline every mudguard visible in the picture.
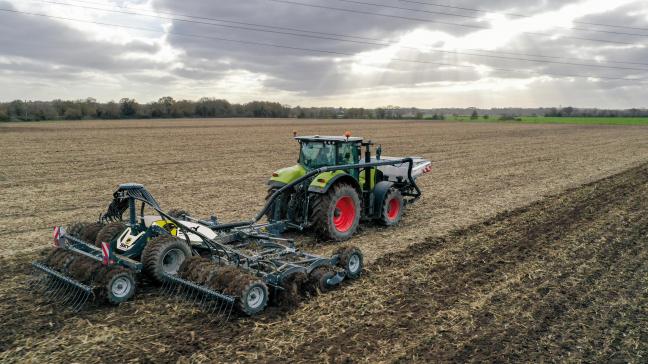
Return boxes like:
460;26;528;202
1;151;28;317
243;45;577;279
308;172;361;194
371;180;395;217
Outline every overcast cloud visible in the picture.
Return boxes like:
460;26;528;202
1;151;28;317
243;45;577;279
0;0;647;108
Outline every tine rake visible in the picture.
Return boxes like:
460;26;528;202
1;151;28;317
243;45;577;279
31;262;95;312
160;273;235;322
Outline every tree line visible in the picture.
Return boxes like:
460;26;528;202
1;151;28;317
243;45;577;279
1;98;646;122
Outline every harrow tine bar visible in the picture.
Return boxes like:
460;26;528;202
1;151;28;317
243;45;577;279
30;262;94;312
161;273;235;321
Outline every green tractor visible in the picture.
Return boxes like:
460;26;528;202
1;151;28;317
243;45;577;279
265;133;432;240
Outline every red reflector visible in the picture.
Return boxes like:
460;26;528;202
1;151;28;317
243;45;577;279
53;226;61;246
101;242;110;265
317;178;326;183
272;173;279;177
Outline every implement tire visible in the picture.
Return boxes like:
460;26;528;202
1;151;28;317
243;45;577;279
103;268;136;305
310;183;361;241
142;235;192;283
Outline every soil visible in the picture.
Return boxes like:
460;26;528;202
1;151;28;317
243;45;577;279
0;119;647;362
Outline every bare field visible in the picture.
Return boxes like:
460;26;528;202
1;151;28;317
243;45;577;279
1;119;648;362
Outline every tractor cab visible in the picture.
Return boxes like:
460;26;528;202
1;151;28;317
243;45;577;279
296;135;364;169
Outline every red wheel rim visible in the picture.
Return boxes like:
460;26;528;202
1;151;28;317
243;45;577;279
386;198;400;220
333;196;356;232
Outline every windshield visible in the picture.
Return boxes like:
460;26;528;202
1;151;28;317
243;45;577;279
299;142;336;168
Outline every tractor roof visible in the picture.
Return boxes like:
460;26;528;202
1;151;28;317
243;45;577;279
295;135;363;143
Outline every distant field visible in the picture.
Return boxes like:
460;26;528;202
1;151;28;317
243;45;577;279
446;115;648;125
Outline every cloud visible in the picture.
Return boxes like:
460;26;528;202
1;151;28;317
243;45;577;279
0;0;646;107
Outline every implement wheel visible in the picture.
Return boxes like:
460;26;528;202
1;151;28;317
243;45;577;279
378;188;404;226
311;183;361;241
236;280;269;316
336;246;364;279
142;235;192;283
103;268;136;305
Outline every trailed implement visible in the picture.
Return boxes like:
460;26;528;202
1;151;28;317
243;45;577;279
31;183;363;317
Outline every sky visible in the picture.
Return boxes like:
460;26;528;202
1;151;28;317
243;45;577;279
0;0;647;108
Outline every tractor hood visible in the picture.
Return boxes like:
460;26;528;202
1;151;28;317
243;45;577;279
269;164;307;185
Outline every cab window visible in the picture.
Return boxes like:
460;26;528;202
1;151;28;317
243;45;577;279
300;142;336;168
337;143;357;165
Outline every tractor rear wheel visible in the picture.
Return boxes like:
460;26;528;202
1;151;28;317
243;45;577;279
378;188;404;226
310;183;361;241
95;222;127;247
142;235;192;283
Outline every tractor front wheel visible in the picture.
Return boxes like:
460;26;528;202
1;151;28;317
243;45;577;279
311;183;361;241
378;188;404;226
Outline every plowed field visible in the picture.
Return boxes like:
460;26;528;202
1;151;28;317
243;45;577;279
1;119;647;362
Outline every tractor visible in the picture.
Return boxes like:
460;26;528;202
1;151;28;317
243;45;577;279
265;133;431;240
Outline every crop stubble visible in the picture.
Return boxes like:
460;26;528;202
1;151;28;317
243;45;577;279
0;119;647;362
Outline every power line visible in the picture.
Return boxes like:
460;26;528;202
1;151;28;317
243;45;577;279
30;0;648;72
265;0;640;46
399;0;648;32
45;0;648;68
0;8;643;83
330;0;648;38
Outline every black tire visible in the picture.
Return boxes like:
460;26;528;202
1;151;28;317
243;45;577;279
309;266;335;293
378;188;404;226
310;183;361;241
264;187;289;222
142;235;192;283
103;268;136;305
336;246;364;279
95;222;127;247
167;209;189;219
236;280;269;316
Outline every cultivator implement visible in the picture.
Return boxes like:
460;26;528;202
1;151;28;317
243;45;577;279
30;183;364;317
29;226;140;311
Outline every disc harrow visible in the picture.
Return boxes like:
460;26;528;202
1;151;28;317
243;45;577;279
29;182;364;318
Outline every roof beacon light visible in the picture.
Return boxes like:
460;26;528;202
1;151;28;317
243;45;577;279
344;130;352;140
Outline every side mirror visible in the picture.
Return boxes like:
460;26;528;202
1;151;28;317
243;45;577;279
376;145;382;160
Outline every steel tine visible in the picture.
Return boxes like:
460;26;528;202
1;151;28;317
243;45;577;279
59;286;77;306
74;292;92;312
67;288;84;310
53;282;72;302
71;292;88;312
191;289;204;305
66;288;83;308
43;276;60;294
224;302;234;322
46;279;64;297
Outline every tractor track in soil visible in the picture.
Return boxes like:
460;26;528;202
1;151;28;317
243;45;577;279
0;156;647;362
